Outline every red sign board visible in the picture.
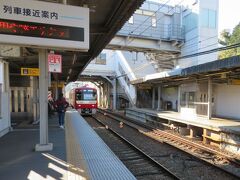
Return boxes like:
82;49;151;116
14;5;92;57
48;54;62;73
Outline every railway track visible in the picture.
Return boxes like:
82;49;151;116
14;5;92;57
85;116;180;180
96;109;240;179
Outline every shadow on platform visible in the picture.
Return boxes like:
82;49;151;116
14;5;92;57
0;114;67;180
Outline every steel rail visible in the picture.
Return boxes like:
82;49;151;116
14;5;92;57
89;115;180;180
97;108;240;178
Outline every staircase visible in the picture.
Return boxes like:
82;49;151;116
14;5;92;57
145;52;177;72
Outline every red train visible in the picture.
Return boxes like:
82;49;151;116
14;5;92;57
69;86;97;115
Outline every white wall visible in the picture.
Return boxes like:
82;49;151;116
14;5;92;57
179;0;219;68
0;61;10;137
215;84;240;120
82;50;116;76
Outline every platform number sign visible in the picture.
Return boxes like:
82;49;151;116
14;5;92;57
48;54;62;73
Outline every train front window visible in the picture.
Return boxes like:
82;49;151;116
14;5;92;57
76;90;97;101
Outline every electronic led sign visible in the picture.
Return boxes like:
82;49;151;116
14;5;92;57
0;19;84;42
0;0;89;51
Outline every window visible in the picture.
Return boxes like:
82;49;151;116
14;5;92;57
181;91;196;108
128;16;134;24
209;10;216;28
95;53;106;65
152;17;157;27
183;13;198;32
76;90;97;101
180;92;187;106
188;92;196;108
201;9;216;28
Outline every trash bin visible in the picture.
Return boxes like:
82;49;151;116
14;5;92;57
166;101;172;110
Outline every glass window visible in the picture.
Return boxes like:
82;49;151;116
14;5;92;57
76;90;97;101
183;13;198;32
76;91;83;100
201;8;216;29
201;9;208;27
209;10;216;28
180;92;187;106
128;16;134;24
188;92;195;108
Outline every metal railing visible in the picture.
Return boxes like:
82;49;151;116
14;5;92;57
117;21;184;41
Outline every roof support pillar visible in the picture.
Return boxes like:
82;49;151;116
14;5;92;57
178;85;181;113
55;74;59;100
35;49;53;151
112;78;117;111
31;77;39;123
62;0;67;5
157;85;162;110
207;78;212;120
152;87;156;109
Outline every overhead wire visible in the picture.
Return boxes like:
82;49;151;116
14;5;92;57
115;0;173;45
163;42;240;61
94;1;229;80
183;35;218;49
95;0;177;78
113;0;187;78
125;0;185;46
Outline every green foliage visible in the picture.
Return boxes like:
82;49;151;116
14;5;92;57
219;23;240;59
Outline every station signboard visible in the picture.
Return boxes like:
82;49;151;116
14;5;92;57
48;54;62;73
0;0;89;51
21;68;39;76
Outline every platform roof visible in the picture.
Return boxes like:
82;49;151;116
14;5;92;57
5;0;144;83
131;56;240;86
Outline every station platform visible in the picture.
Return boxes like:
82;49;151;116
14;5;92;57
126;107;240;155
0;115;68;180
0;111;136;180
65;110;136;180
126;107;240;134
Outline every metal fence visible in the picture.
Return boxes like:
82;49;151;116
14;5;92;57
117;21;184;41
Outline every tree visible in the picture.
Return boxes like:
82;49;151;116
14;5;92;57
219;23;240;59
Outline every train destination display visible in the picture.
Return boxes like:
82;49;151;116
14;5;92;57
0;19;84;42
0;0;89;51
